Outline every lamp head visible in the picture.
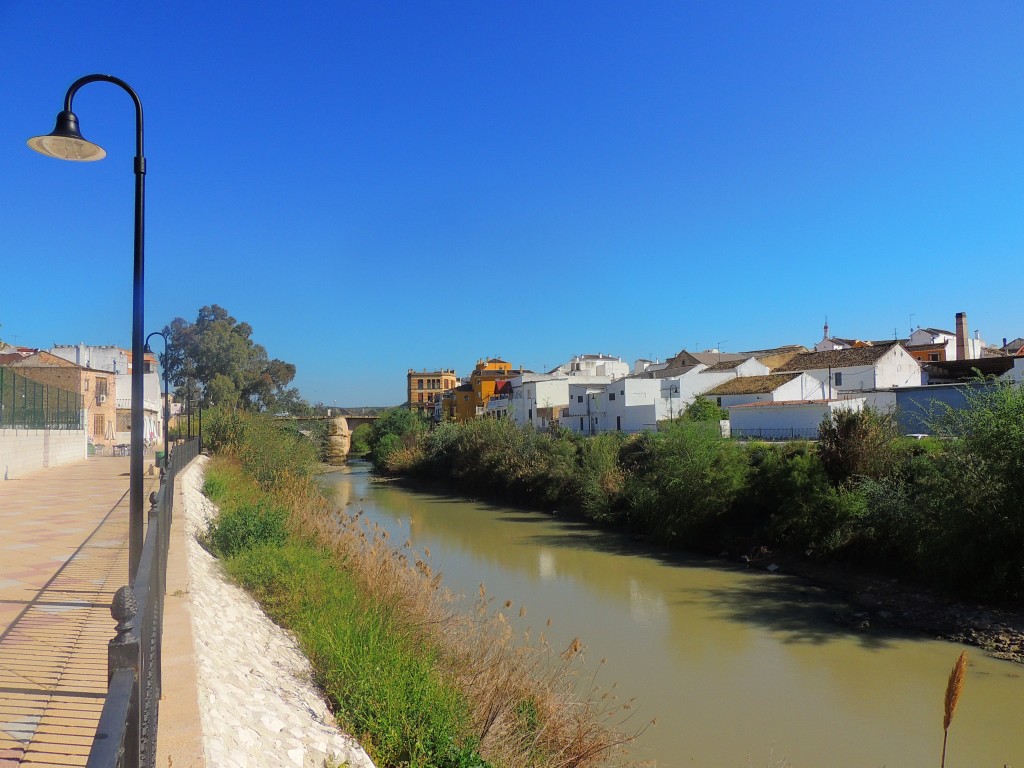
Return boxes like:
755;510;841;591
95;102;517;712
143;342;153;354
27;110;106;161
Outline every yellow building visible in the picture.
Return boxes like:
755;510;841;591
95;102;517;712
453;358;521;421
407;368;458;415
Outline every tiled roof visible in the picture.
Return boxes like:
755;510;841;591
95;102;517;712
690;352;748;366
740;344;808;356
905;342;947;352
704;358;750;372
773;342;901;372
704;372;802;395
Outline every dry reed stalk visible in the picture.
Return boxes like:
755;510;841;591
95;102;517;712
941;650;968;768
272;471;648;767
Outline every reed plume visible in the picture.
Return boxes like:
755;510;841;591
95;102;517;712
941;650;968;768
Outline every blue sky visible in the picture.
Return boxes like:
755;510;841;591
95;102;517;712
2;2;1022;406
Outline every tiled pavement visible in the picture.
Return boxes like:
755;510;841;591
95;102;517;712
0;457;158;767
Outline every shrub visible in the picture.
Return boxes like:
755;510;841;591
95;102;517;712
683;396;728;422
817;406;899;487
207;498;288;557
575;433;627;521
623;421;747;545
914;379;1024;599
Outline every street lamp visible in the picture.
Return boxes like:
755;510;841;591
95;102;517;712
29;74;147;583
144;332;169;474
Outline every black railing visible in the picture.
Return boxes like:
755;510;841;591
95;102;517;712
86;437;201;768
731;427;819;441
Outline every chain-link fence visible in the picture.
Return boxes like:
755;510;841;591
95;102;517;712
0;367;83;429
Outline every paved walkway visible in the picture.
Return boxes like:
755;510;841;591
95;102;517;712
0;457;158;767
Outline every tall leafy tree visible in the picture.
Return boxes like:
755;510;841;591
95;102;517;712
162;304;304;412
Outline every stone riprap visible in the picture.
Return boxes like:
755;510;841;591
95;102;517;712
180;457;376;768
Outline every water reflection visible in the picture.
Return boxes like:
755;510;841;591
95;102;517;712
323;464;1024;768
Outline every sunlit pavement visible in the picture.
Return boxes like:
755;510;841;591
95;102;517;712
0;457;157;767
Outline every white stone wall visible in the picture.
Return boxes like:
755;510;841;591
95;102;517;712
0;427;87;479
728;398;865;435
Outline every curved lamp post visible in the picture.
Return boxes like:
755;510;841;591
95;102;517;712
144;332;169;474
28;74;147;583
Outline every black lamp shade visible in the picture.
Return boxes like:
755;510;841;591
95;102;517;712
27;110;106;161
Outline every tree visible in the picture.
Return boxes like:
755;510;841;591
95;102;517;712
162;304;305;412
817;406;898;487
684;396;728;422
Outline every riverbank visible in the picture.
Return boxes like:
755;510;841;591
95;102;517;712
380;469;1024;666
765;554;1024;665
348;463;1024;767
179;456;377;768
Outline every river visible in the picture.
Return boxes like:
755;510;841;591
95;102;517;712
324;463;1023;767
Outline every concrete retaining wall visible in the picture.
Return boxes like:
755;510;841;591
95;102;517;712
0;428;87;479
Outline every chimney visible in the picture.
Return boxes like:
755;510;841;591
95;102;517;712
955;312;969;361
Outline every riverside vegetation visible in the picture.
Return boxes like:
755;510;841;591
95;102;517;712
199;408;644;768
369;378;1024;605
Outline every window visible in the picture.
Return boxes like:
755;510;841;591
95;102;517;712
94;413;105;437
928;353;940;362
579;417;584;430
96;378;108;397
84;379;90;391
418;379;424;390
609;393;616;401
834;372;843;386
418;393;424;402
528;409;532;420
577;395;583;403
616;416;621;431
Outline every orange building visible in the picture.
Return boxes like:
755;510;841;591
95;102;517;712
407;368;458;415
453;358;523;421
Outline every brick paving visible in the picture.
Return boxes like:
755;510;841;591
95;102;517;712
0;457;158;767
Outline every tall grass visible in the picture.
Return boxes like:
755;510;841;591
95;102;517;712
202;410;642;767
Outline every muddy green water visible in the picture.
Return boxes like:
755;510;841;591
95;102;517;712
325;464;1023;767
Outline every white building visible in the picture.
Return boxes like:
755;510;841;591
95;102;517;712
728;397;866;440
551;354;630;379
51;343;164;449
773;342;921;395
703;372;826;409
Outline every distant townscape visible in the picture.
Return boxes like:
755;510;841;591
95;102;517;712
408;312;1024;440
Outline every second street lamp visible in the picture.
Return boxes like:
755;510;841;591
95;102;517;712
28;74;147;583
144;331;169;474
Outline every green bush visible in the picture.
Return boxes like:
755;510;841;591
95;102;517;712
207;499;288;557
913;380;1024;598
623;421;747;545
817;406;899;487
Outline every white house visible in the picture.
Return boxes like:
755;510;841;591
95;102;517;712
773;342;921;395
728;397;866;440
508;371;620;430
550;354;630;379
564;382;613;435
703;372;826;409
51;343;164;449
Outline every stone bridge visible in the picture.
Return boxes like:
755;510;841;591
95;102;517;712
324;415;377;464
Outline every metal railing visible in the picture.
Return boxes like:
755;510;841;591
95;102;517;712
86;436;201;768
731;427;819;441
0;367;83;430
